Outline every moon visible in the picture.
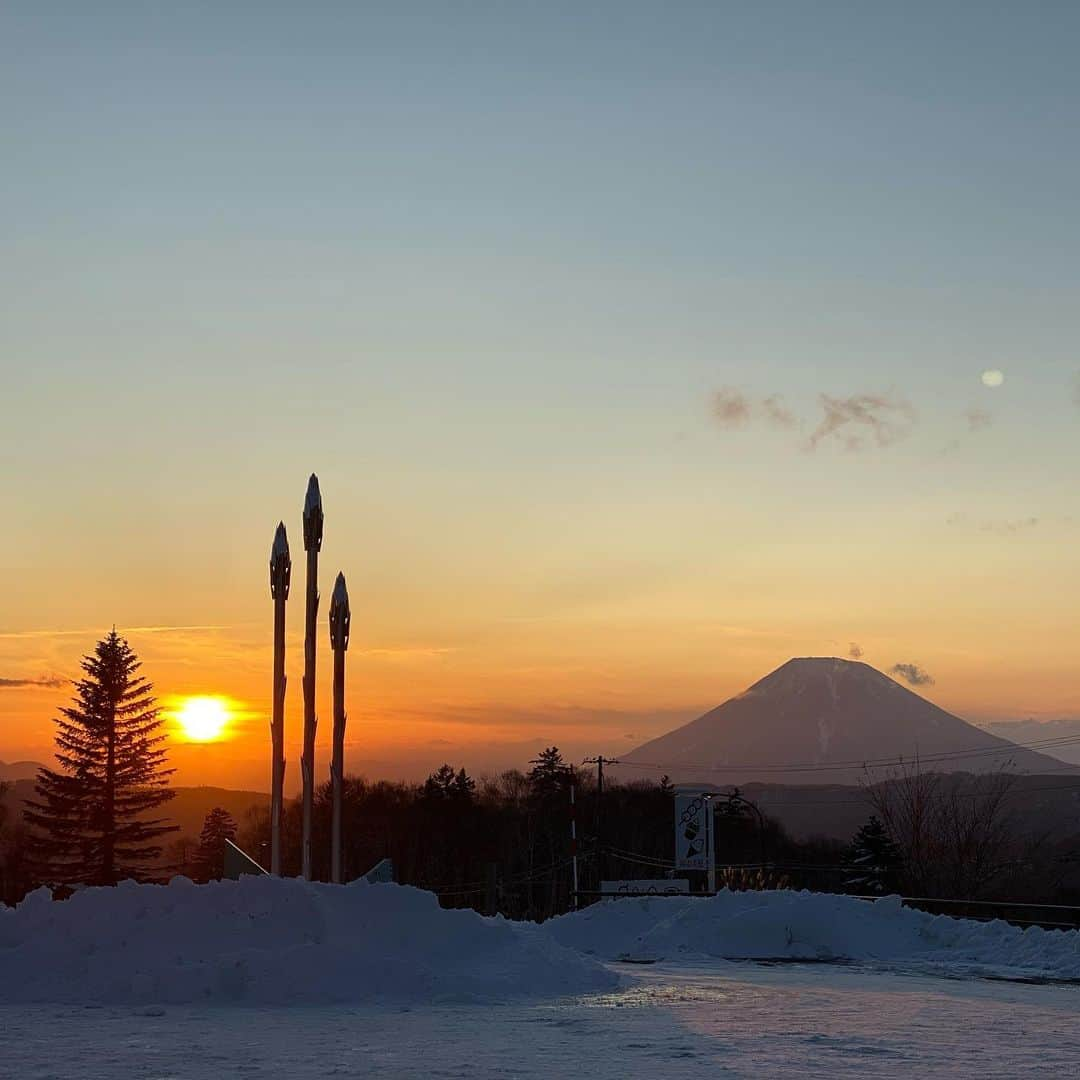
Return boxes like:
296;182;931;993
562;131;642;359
981;369;1005;388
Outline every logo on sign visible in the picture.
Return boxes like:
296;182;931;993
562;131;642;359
674;795;708;869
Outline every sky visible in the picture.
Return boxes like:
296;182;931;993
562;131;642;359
2;4;1079;788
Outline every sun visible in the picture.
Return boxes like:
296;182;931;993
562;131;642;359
174;696;231;742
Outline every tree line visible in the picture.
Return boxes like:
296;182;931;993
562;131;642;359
3;632;1079;915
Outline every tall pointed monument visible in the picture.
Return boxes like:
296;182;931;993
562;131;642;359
328;571;351;884
268;522;291;875
300;474;323;880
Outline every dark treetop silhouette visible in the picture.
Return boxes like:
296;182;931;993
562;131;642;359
24;630;176;885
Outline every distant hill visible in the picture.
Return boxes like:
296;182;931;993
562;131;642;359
0;779;266;839
983;718;1080;766
618;657;1077;786
163;786;268;837
740;775;1080;843
0;760;45;783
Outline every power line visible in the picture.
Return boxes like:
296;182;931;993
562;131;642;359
719;778;1080;809
608;730;1080;778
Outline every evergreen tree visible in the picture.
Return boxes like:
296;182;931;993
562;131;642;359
423;764;457;800
845;814;903;895
24;630;176;885
195;807;237;881
527;747;568;801
422;765;477;803
453;767;476;801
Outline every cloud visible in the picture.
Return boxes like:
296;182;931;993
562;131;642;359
711;388;914;451
711;388;796;431
357;646;457;661
890;662;935;687
848;643;864;660
981;517;1039;535
0;675;66;689
938;408;994;455
712;388;752;427
807;393;916;451
947;513;1039;535
710;388;1014;454
0;624;232;640
761;394;797;429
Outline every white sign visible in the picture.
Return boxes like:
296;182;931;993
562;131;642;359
600;880;690;896
675;794;708;869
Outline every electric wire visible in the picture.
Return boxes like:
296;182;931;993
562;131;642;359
608;730;1080;777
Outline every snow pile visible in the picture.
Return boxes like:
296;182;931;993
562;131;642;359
0;876;617;1006
5;881;1078;1008
545;890;1080;979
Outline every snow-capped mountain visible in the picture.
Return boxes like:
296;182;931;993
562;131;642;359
619;657;1076;785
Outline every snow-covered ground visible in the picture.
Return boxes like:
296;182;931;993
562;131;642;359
3;964;1078;1078
2;879;1079;1077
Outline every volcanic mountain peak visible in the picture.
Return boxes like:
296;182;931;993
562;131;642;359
620;657;1075;784
745;656;908;696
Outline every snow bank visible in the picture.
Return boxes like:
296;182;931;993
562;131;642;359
6;881;1077;1009
0;876;617;1006
545;890;1080;979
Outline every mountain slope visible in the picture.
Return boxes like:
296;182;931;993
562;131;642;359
0;761;46;783
620;657;1076;785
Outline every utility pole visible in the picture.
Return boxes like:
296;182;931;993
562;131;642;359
569;765;579;909
328;571;351;884
584;755;618;882
269;522;291;876
704;794;716;894
301;474;323;881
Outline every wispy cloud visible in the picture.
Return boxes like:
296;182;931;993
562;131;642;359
890;662;935;687
0;625;232;641
710;388;915;452
712;388;752;427
807;393;916;452
947;513;1040;535
0;675;66;689
357;646;457;661
760;394;798;429
712;388;799;431
982;517;1039;535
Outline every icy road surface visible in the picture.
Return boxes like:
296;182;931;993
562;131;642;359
2;961;1077;1079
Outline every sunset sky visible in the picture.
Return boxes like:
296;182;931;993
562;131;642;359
3;5;1079;789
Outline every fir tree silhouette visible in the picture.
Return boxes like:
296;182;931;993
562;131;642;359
845;815;903;895
527;747;568;802
24;630;176;885
195;807;238;881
